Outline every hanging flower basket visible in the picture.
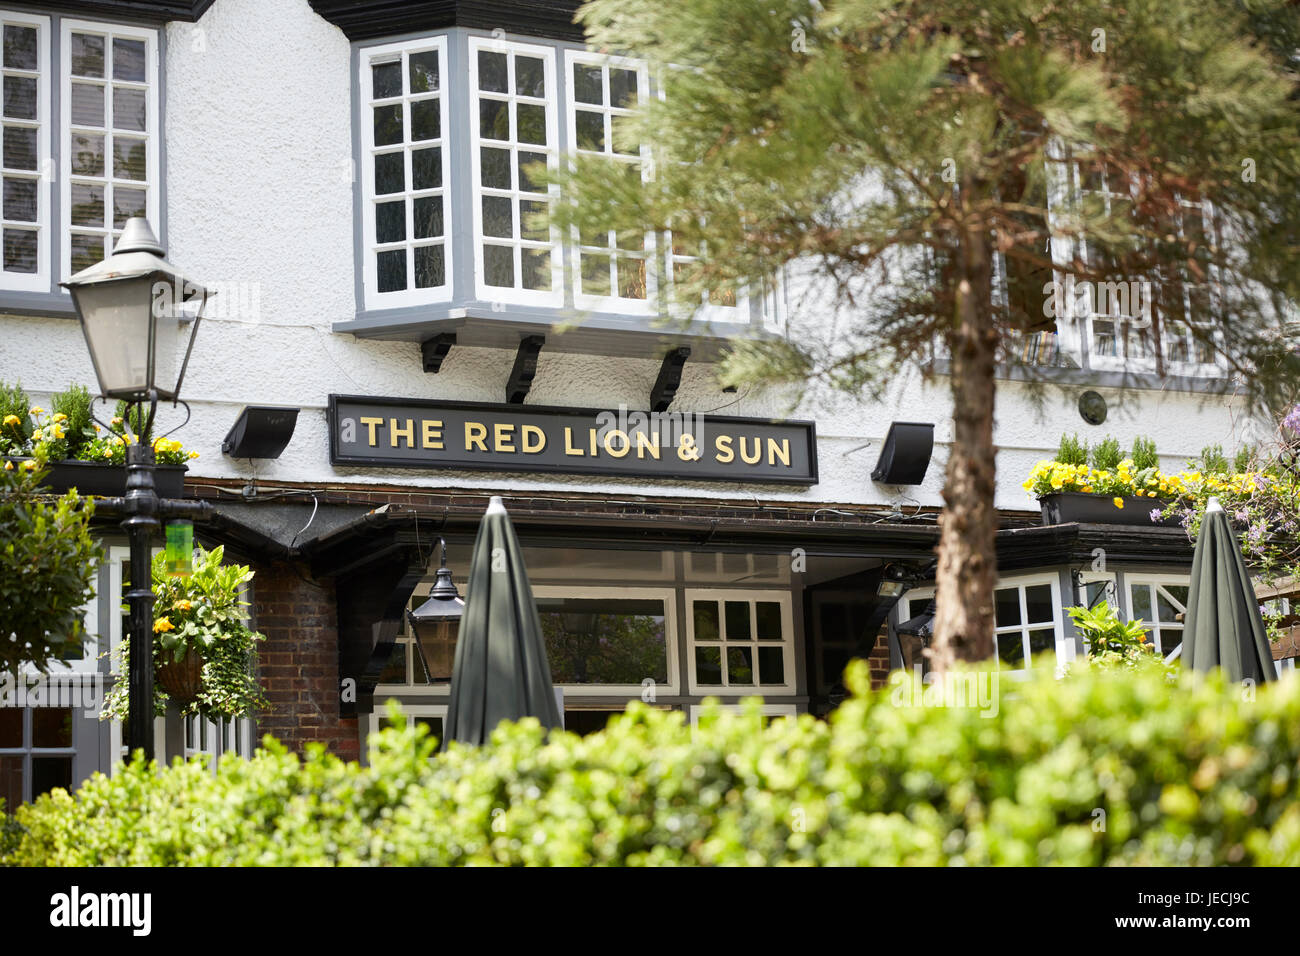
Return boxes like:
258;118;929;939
155;647;205;703
1039;492;1179;527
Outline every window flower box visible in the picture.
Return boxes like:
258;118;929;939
1039;491;1178;527
4;458;187;498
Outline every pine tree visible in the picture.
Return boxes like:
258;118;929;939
552;0;1300;672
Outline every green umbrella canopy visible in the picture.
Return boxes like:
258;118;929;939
443;496;563;747
1182;498;1278;684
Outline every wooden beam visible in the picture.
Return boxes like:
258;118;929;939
505;335;545;404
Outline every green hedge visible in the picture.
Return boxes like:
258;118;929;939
3;661;1299;865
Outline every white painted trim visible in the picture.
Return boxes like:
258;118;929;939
468;35;561;306
683;588;796;695
0;9;50;292
358;35;452;310
59;18;160;284
1122;572;1190;656
688;702;796;727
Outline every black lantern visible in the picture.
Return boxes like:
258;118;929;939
406;540;464;682
61;218;212;403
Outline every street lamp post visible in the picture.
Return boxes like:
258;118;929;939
62;218;213;758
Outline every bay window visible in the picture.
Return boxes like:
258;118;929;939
1;10;47;290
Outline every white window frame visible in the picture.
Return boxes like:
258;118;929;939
366;702;447;762
684;588;796;695
19;548;100;677
532;585;679;696
59;18;159;284
358;35;452;310
0;9;50;292
1123;573;1189;657
468;35;561;306
688;702;797;727
563;49;655;313
664;216;750;325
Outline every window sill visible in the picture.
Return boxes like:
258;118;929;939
0;290;77;320
925;358;1234;394
334;301;769;360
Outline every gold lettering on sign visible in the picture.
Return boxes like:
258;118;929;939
767;437;790;467
494;423;516;453
522;425;546;453
635;431;660;460
422;419;444;450
715;435;734;463
603;428;630;459
390;418;414;448
465;422;488;451
564;427;584;457
739;437;762;465
360;416;384;447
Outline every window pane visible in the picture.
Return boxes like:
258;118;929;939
537;597;668;684
69;233;104;271
376;248;405;293
371;60;401;99
1131;584;1153;622
575;110;603;151
112;87;145;131
373;104;402;147
617;257;646;299
993;588;1021;627
517;151;546;193
1024;584;1054;624
477;51;507;92
378;641;406;683
113;137;146;180
482;243;513;287
520;247;551;291
580;253;610;295
610;68;637;108
514;56;545;97
413;716;443;746
413;196;442;239
2;228;35;272
112;186;145;229
411;147;441;190
482;196;513;239
0;755;21;808
478;98;509;140
693;601;719;642
727;646;753;684
519;199;547;242
516;103;546;145
70;83;104;127
724;601;751;641
1157;586;1187;623
3;125;36;169
409;51;439;93
111;38;146;82
757;646;785;685
996;633;1025;668
695;646;721;685
410;99;439;141
3;176;36;221
70;34;104;78
564;710;620;736
68;182;103;227
375;199;405;243
574;64;602;104
3;74;35;120
3;25;37;71
374;151;403;194
0;709;20;747
71;133;104;176
30;756;72;798
414;244;444;289
755;601;782;640
32;708;72;748
480;146;510;189
1028;628;1055;658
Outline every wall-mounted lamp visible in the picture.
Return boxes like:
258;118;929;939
406;539;464;682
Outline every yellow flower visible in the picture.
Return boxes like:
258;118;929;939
175;600;192;611
188;451;199;460
29;407;43;416
3;461;11;471
2;414;20;427
153;617;175;633
52;413;67;423
53;427;65;440
1081;485;1093;493
111;416;123;426
1113;497;1125;509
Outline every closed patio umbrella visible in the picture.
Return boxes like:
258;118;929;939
1182;498;1278;683
443;496;563;746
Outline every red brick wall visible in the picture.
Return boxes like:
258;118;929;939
251;562;358;762
868;626;892;690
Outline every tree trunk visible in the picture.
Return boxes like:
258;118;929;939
929;220;999;674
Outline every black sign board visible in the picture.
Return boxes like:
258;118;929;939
328;395;818;485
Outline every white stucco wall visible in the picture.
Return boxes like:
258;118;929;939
0;0;1265;512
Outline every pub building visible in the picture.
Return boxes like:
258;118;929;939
0;0;1290;802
